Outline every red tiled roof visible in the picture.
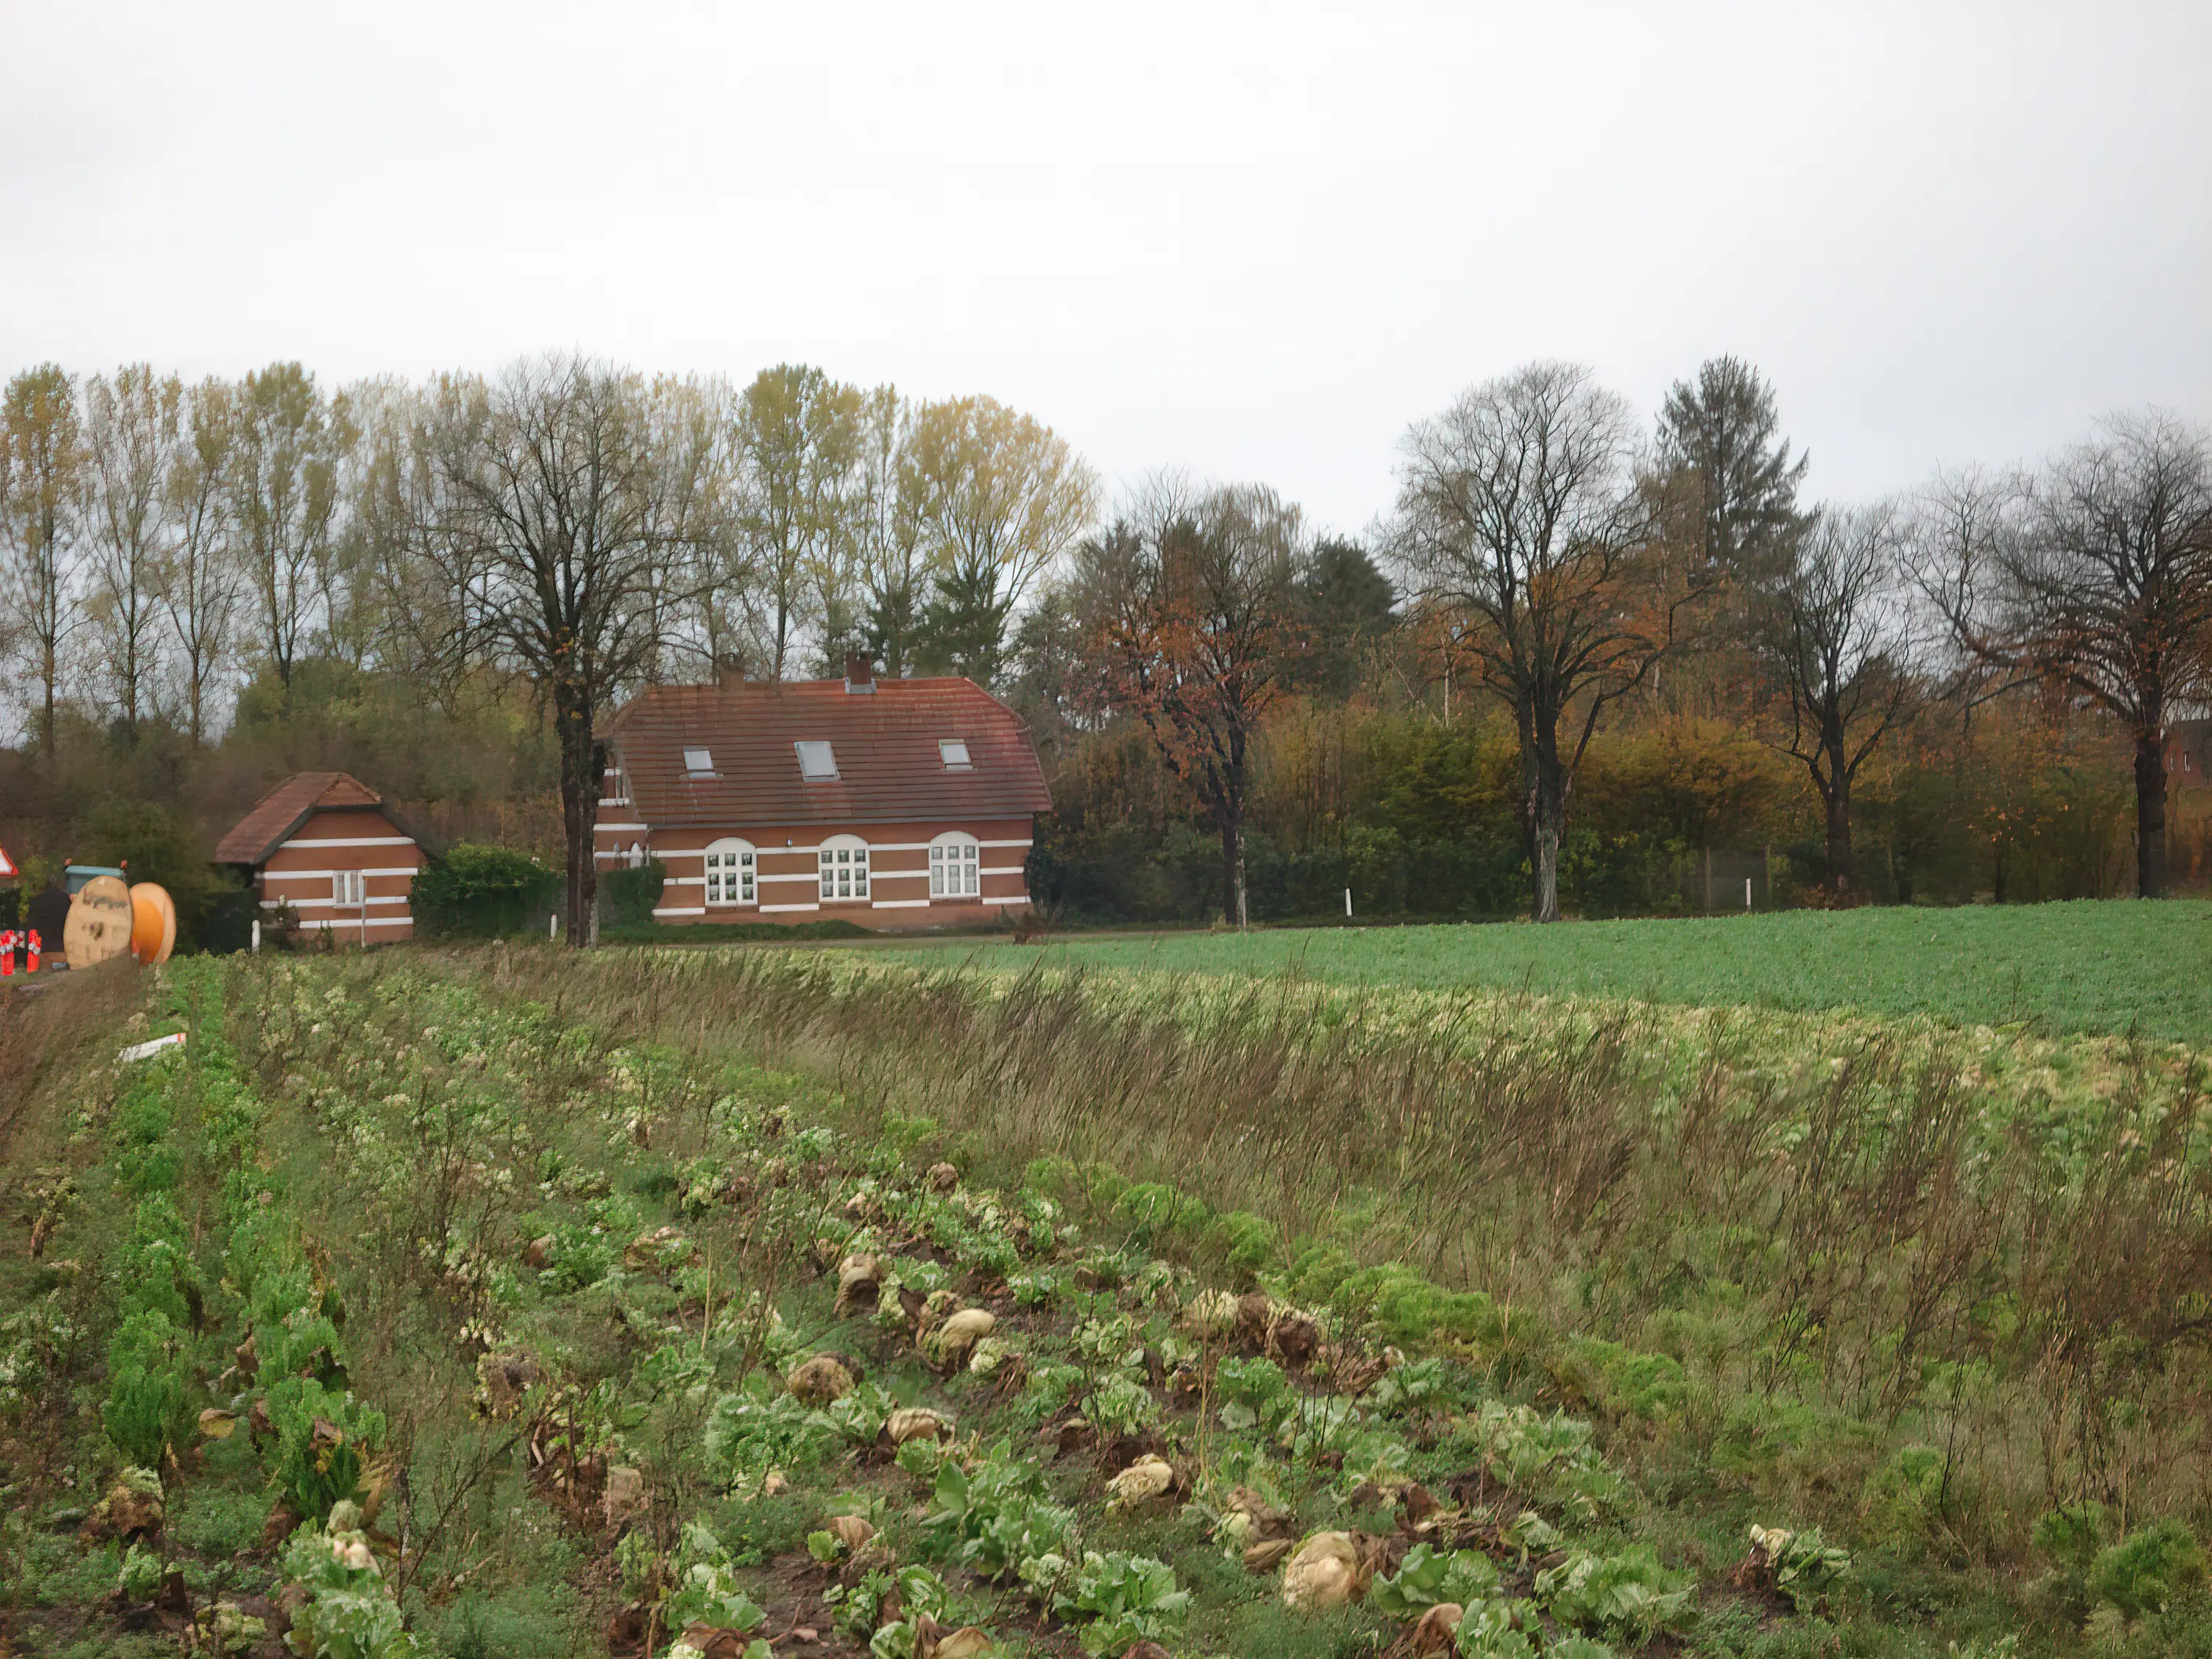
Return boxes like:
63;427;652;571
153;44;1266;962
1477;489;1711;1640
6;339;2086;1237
602;677;1052;829
214;771;388;866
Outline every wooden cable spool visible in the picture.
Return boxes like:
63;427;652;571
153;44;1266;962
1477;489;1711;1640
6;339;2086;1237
64;875;136;968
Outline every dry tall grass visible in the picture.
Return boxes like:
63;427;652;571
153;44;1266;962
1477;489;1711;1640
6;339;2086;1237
457;943;2212;1556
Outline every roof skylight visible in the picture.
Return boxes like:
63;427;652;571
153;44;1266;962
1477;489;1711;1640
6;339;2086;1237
939;738;972;770
795;741;838;782
683;747;714;777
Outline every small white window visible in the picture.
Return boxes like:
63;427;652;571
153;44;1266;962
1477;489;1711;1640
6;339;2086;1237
332;870;364;906
819;835;870;901
929;833;981;899
703;838;756;906
939;738;972;770
683;747;714;777
796;741;838;781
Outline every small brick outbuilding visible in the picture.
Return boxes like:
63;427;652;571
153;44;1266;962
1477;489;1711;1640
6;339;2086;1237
215;771;428;943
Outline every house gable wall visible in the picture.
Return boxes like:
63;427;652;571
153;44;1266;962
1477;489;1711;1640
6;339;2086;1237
255;807;426;941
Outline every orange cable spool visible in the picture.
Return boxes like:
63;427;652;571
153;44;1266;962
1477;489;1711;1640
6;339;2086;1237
130;883;177;966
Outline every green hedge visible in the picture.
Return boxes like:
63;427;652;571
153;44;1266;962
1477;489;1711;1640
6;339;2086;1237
599;859;666;927
412;844;560;939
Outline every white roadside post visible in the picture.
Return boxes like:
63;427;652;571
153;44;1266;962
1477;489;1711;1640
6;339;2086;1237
1745;877;1752;910
251;919;260;954
1344;887;1352;918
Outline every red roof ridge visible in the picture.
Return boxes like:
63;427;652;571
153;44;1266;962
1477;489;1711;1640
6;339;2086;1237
214;770;393;866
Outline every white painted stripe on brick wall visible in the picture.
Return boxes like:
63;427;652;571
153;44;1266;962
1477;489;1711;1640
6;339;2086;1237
291;915;414;930
261;896;410;910
632;837;1034;856
594;822;649;833
262;867;421;881
980;866;1028;877
760;902;823;914
871;899;931;908
282;836;416;848
651;906;707;917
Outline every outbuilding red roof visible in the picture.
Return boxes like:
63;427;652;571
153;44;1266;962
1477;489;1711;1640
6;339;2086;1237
602;676;1052;829
214;771;390;866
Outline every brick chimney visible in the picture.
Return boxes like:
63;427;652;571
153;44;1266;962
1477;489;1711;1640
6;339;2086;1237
844;653;876;694
717;664;745;691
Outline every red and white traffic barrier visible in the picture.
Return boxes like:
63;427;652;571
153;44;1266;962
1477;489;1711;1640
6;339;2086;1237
25;929;40;973
0;929;14;976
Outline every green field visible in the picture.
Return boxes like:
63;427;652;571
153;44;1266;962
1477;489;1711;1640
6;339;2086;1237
891;899;2212;1044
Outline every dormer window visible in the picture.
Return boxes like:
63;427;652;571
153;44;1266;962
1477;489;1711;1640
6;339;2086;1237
939;738;972;770
683;747;714;778
796;741;838;782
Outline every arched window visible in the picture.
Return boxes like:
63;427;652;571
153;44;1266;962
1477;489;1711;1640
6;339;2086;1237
819;835;870;902
703;837;756;906
929;831;980;899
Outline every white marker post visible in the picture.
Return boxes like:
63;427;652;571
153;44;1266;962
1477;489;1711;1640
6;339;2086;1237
1745;877;1752;910
251;919;260;954
549;913;558;942
1344;887;1353;918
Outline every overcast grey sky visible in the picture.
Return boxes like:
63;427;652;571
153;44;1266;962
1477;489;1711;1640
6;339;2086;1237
3;1;2206;536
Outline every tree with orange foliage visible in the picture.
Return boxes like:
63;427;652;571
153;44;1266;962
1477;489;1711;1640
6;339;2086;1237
1075;478;1301;926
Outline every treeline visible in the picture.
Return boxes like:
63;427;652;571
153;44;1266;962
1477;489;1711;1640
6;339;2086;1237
2;351;2207;936
1008;360;2212;923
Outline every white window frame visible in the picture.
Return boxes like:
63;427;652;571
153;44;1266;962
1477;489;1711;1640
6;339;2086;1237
819;834;870;902
939;738;972;770
796;741;838;782
702;837;756;907
929;831;981;899
683;746;715;777
331;870;365;906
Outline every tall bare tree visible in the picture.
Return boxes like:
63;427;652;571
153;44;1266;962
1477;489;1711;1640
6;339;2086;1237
1079;477;1299;925
352;374;500;708
643;374;739;683
1394;361;1697;921
1;364;86;753
904;394;1098;685
438;356;699;943
233;362;351;693
160;378;243;745
731;364;863;679
1919;412;2212;897
1757;503;1915;897
81;365;181;735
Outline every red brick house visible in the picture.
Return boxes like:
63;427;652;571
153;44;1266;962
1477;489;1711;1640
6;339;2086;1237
215;771;429;943
593;662;1049;928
